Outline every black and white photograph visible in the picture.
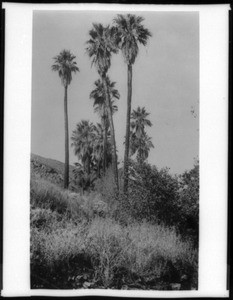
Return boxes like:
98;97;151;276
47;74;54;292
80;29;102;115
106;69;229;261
30;10;199;290
2;3;229;297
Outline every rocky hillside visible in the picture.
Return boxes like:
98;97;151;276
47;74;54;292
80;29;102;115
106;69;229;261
31;153;77;190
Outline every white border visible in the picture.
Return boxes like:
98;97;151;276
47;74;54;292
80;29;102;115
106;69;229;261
2;3;230;297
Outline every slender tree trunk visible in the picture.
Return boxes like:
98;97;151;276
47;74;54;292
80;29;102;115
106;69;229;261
123;64;132;194
102;117;107;174
102;74;119;191
64;85;69;189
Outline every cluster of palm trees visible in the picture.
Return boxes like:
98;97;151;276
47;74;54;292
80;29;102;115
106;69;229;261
52;14;153;192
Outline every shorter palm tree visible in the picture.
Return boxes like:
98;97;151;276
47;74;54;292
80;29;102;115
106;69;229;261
131;106;152;139
90;77;119;174
86;23;119;191
71;120;95;175
130;132;154;163
130;106;154;163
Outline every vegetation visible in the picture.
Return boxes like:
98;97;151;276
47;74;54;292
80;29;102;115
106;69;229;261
86;23;119;191
31;162;198;289
90;77;119;175
130;107;154;163
31;13;199;290
51;50;79;189
113;14;152;193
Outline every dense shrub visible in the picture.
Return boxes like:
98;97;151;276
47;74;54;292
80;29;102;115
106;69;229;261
31;215;197;289
31;220;89;288
177;160;199;244
124;161;180;226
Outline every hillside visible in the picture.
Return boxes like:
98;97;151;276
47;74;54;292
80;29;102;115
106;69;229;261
31;153;76;189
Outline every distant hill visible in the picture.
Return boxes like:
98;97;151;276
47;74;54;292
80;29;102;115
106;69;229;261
31;153;77;189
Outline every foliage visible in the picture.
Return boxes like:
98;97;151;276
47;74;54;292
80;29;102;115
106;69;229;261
130;106;154;163
124;160;180;226
31;210;197;290
113;14;152;193
71;120;96;175
90;77;119;119
51;49;79;87
177;159;199;244
86;23;118;77
86;23;119;190
113;14;152;65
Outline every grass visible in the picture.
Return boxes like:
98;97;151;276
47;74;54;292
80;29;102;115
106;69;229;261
30;175;198;290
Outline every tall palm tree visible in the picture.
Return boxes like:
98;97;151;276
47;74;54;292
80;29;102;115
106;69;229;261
86;23;119;191
90;77;119;174
71;120;95;175
51;49;79;189
114;14;151;193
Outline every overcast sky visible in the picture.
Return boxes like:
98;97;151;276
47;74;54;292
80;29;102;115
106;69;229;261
31;10;199;175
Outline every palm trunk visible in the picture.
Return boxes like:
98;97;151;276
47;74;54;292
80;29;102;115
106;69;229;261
102;74;119;191
102;117;107;174
64;85;69;189
123;64;132;194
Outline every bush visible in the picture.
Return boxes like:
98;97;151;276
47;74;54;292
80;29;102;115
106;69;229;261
124;161;180;226
31;221;89;288
31;216;197;289
177;160;199;244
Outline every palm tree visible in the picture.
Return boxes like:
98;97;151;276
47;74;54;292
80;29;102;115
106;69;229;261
113;14;151;193
90;77;119;174
86;23;119;191
130;132;154;163
71;120;95;175
130;106;154;164
92;123;112;177
51;49;79;189
131;106;152;138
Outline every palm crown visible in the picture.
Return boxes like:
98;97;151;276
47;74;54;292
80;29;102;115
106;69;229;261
51;49;79;87
86;23;118;76
113;14;152;65
71;120;95;165
131;106;152;138
90;77;119;119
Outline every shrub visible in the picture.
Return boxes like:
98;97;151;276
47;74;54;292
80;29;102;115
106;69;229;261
124;161;180;226
31;215;197;289
177;160;199;244
85;218;197;289
31;221;90;288
94;168;118;202
30;208;66;232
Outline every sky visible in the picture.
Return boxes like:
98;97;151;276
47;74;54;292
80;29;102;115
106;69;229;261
31;10;199;175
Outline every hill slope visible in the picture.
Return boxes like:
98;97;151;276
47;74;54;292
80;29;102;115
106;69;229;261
31;153;76;189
